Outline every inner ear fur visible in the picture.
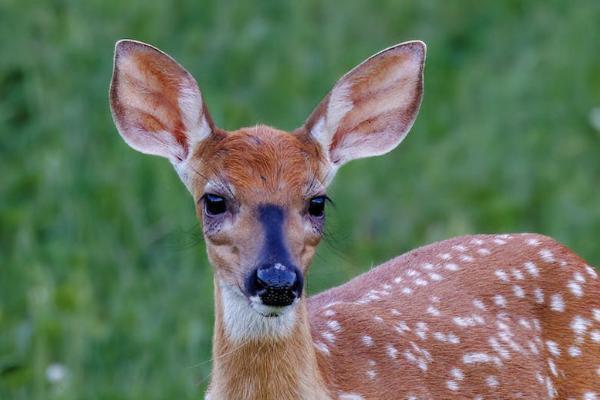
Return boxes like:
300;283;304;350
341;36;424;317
300;41;426;170
110;40;216;163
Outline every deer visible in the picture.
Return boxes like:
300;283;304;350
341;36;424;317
109;39;600;399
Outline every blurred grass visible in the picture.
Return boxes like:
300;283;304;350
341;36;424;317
1;0;599;398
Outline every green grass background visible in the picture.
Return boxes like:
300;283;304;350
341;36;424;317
1;0;599;398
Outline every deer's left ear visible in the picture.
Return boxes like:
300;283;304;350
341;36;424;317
299;41;425;180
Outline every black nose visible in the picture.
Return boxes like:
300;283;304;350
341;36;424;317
247;263;303;307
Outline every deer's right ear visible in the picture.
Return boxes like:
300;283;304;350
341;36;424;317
299;41;425;184
110;40;216;164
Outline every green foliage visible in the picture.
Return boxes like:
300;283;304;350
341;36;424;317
1;1;599;398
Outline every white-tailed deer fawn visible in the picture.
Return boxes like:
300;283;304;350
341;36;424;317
110;39;600;399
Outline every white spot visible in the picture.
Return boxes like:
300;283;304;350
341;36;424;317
571;316;591;342
568;346;581;357
450;368;464;380
567;281;583;297
539;249;555;263
460;255;475;262
414;278;428;286
574;272;586;283
338;393;364;400
446;380;459;391
382;283;392;290
518;318;532;330
366;369;377;380
323;309;336;317
327;320;341;332
528;340;539;355
314;341;330;355
447;333;460;344
511;269;524;280
534;288;545;304
550;294;565;312
535;371;544;384
407;269;419;277
591;330;600;343
471;239;484;245
513;285;525;298
585;265;598;279
594;309;600;322
421;262;435;270
427;305;441;317
433;332;446;342
495;270;510;282
494;295;507;308
390;308;401;316
527;238;540;246
362;335;374;347
473;299;487;310
463;352;493;364
444;263;460;272
415;322;429;339
493;238;507;245
546;341;561;356
394;276;403;284
524;261;540;278
386;344;398;359
322;331;336;343
453;316;481;327
545;376;557;398
395;321;410;334
486;375;499;388
452;245;467;252
46;363;68;384
373;315;384;323
438;253;452;260
548;359;558;377
402;287;413;295
584;393;598;400
477;248;491;256
489;336;511;360
428;272;443;281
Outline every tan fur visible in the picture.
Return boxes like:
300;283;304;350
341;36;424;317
109;40;600;399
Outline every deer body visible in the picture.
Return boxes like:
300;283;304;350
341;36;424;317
109;40;600;399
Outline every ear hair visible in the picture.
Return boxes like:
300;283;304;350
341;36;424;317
109;39;216;164
301;41;426;182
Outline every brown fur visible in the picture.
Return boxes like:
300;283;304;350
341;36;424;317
308;234;600;399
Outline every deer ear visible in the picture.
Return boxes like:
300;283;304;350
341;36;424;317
110;40;216;164
301;41;425;179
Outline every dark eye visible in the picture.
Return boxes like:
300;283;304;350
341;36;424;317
308;196;327;217
203;194;227;216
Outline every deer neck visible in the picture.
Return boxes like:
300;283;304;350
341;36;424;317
207;279;330;400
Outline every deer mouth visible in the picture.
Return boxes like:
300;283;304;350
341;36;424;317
249;295;299;318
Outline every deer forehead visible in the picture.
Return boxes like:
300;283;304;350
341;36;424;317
192;125;325;201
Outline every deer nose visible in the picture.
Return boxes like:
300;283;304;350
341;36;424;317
249;263;303;307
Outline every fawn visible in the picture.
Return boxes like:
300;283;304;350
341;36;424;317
109;39;600;399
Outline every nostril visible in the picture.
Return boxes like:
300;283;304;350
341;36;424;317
250;263;303;307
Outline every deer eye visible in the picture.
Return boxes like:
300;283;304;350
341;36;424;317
203;194;227;216
308;196;327;217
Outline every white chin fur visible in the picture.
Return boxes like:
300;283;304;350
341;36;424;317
219;281;297;342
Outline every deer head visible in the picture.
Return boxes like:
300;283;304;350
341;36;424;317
109;39;425;340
